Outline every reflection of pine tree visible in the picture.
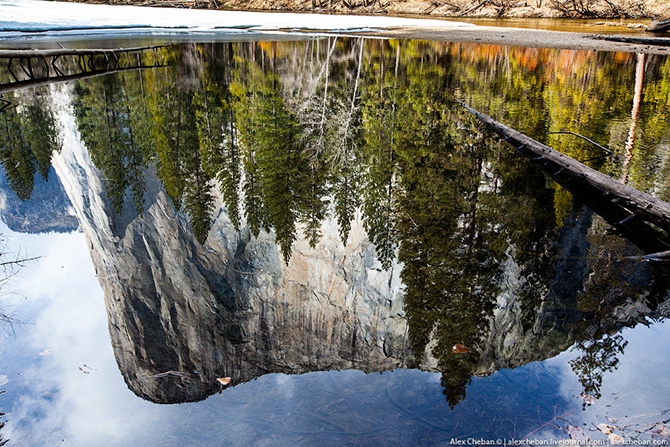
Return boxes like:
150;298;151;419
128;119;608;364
196;45;243;230
570;334;627;407
180;90;215;244
361;83;398;270
397;122;501;408
73;76;147;214
333;162;361;244
299;162;330;249
255;94;302;262
232;52;307;263
384;48;506;407
23;103;58;181
242;152;268;238
285;37;365;248
217;116;242;230
146;66;185;208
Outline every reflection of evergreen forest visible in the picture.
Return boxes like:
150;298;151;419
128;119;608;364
4;39;670;408
0;91;61;201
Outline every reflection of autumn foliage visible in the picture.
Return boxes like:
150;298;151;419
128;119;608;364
447;43;634;78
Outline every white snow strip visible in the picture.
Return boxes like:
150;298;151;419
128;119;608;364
0;0;475;38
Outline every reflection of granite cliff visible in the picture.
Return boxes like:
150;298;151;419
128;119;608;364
50;88;410;404
0;167;78;233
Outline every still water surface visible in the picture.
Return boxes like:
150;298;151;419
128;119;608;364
1;37;670;446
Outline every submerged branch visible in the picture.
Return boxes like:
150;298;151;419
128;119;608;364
0;44;170;59
0;65;168;94
0;256;42;268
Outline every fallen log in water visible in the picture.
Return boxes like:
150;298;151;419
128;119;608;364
590;34;670;47
647;18;670;33
459;101;670;252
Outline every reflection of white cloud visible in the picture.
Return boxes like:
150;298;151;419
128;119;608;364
273;373;296;399
0;223;166;446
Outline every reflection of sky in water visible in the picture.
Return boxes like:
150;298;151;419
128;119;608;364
547;323;670;440
1;221;669;445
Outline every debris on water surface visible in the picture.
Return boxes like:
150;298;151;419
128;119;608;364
578;393;597;405
608;433;624;444
568;426;590;442
652;424;670;440
77;364;96;374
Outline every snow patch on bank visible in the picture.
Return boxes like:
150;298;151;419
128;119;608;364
0;0;475;39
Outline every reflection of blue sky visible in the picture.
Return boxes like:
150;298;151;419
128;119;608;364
545;322;670;440
2;220;670;445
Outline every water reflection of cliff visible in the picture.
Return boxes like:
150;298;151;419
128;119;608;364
4;40;670;406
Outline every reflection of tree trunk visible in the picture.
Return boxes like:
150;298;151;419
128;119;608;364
319;37;336;149
201;78;212;153
339;38;364;157
350;38;364;122
295;40;311;99
622;53;645;185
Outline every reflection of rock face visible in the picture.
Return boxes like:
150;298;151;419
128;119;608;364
111;189;410;404
0;167;78;234
50;87;409;403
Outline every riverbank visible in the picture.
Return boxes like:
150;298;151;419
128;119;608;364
2;0;670;55
56;0;670;20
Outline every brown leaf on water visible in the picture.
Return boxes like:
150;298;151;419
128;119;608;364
452;344;470;354
216;377;232;386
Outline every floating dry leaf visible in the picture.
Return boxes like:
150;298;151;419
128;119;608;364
216;377;231;386
597;423;614;435
452;344;470;354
